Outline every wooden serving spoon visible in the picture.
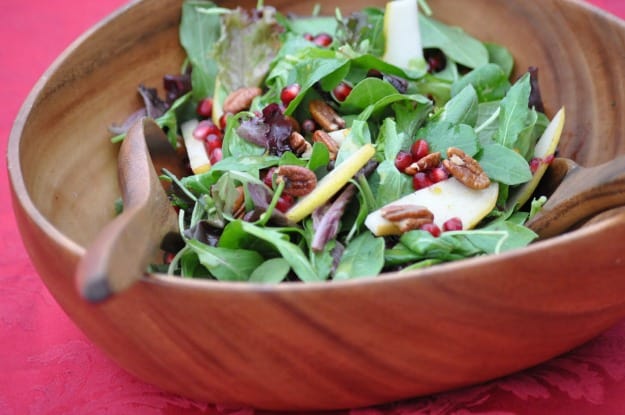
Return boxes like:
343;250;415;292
526;155;625;239
75;118;182;302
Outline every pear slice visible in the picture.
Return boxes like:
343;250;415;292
181;119;211;174
328;128;352;146
286;144;376;223
506;107;565;210
382;0;425;71
365;178;499;236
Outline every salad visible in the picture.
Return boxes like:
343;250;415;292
111;0;564;283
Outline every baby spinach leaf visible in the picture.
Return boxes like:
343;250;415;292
485;42;514;78
495;73;531;150
477;142;532;186
237;221;322;282
514;108;539;160
334;232;385;280
451;63;511;102
417;121;479;157
439;84;478;126
248;258;290;283
420;15;489;69
392;99;433;138
340;78;399;113
306;143;331;171
187;239;264;281
180;0;222;100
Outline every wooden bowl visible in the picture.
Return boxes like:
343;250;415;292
8;0;625;410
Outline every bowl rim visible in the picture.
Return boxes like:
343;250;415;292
7;0;625;296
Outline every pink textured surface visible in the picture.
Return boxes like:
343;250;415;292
3;1;625;414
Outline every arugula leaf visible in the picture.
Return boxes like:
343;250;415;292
335;232;385;280
475;101;501;144
439;84;478;126
419;15;489;69
495;73;531;150
223;220;322;282
180;1;222;100
187;239;264;281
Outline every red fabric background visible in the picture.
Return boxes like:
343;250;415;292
3;1;625;414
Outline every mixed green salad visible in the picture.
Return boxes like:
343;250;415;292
111;0;564;283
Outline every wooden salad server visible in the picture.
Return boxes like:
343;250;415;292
75;118;181;302
526;155;625;239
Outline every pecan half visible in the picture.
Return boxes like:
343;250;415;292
309;100;346;131
405;151;441;175
312;130;340;160
381;204;434;233
442;147;490;190
275;165;317;197
222;86;262;114
288;131;312;156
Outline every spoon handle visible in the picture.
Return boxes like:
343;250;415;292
75;118;180;302
527;155;625;238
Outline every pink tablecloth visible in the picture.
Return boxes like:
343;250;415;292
3;1;625;414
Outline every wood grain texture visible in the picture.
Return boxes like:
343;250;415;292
8;0;625;410
528;156;625;238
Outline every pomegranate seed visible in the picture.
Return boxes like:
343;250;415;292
193;120;221;141
428;166;449;183
313;33;333;47
332;82;353;102
196;97;213;118
421;223;441;237
276;194;294;213
263;167;277;188
530;154;555;174
425;49;447;73
219;113;232;130
204;134;223;154
367;69;383;78
164;252;176;264
394;151;414;172
443;217;463;232
529;158;541;173
280;83;301;106
209;148;223;165
301;119;317;133
410;139;429;161
303;32;314;41
413;172;433;190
